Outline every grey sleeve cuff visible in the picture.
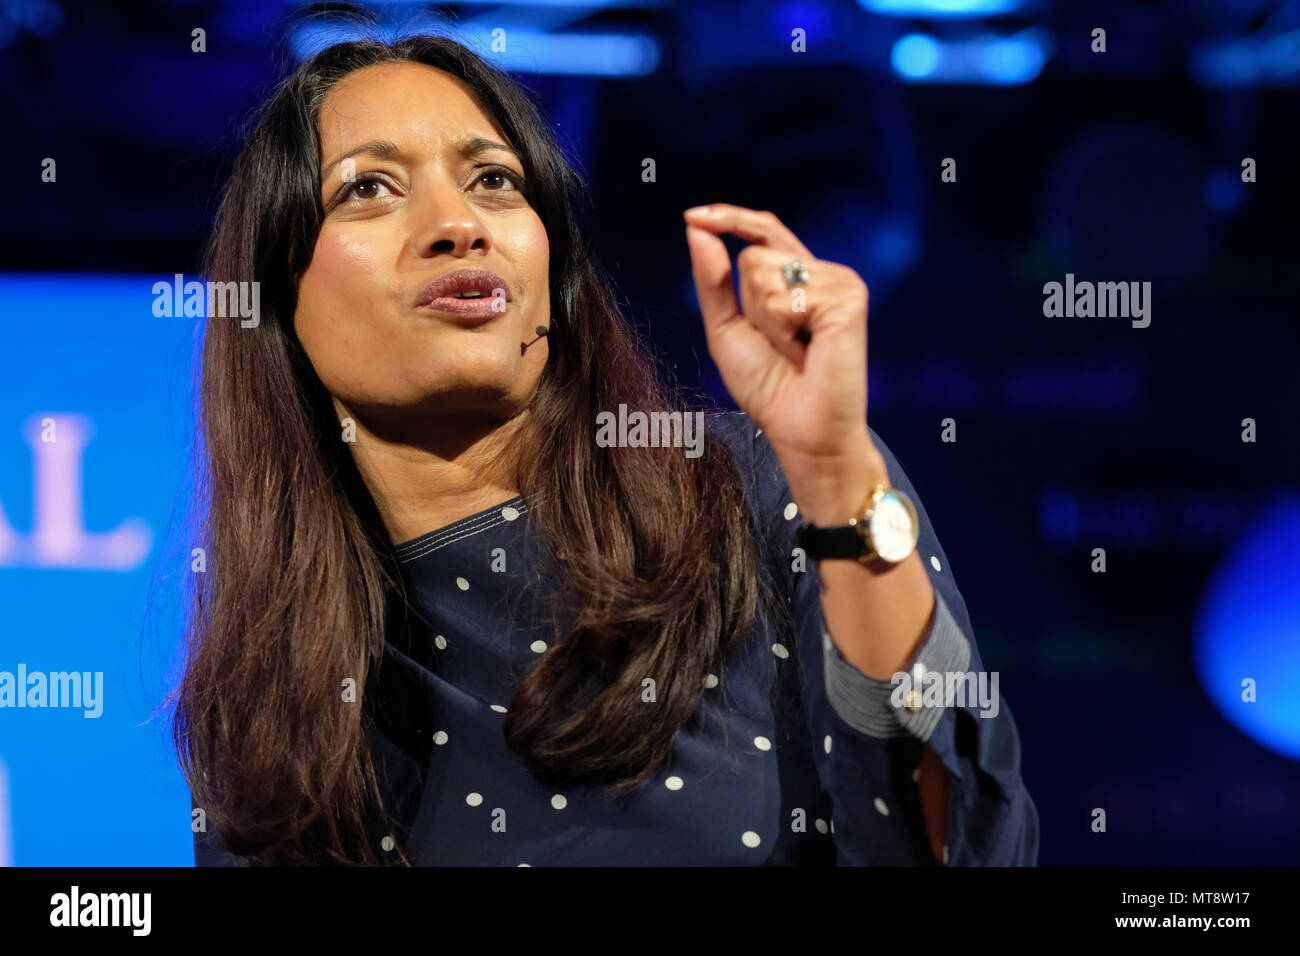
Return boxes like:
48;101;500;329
823;588;972;742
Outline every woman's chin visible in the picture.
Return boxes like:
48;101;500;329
399;372;533;418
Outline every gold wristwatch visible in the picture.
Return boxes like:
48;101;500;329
793;483;919;567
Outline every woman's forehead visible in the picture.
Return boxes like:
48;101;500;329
318;61;500;141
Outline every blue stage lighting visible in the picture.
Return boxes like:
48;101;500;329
892;34;942;79
891;30;1050;84
860;0;1024;16
1194;497;1300;761
289;21;660;76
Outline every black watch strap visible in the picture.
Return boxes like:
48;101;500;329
793;523;864;561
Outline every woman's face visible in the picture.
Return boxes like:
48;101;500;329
295;61;550;422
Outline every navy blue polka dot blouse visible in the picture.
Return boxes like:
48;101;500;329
194;409;1038;866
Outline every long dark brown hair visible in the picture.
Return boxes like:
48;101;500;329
171;31;789;866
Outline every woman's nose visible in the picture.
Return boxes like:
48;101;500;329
409;183;491;258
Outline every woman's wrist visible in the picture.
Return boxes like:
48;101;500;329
781;440;890;527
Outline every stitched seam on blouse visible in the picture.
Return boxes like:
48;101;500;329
392;495;531;557
397;504;529;564
401;516;513;562
396;508;510;557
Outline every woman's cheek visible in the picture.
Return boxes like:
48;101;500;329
296;228;387;374
305;229;385;326
315;227;381;285
510;215;550;314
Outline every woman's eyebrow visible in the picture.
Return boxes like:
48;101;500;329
453;136;521;163
320;136;520;185
321;139;401;184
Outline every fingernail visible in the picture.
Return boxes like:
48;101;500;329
683;205;712;216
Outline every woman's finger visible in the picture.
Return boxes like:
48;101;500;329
682;204;813;259
737;244;811;368
686;223;784;377
684;223;742;336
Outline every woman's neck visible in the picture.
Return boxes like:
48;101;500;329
338;400;528;544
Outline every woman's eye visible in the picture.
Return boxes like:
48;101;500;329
331;168;524;207
476;168;524;192
338;175;392;203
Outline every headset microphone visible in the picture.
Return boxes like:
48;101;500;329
521;326;549;355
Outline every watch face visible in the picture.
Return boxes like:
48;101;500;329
869;492;917;562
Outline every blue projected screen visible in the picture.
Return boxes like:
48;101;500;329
0;274;197;866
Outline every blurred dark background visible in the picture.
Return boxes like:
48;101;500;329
1;0;1297;865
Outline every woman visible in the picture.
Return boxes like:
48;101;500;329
173;33;1038;866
